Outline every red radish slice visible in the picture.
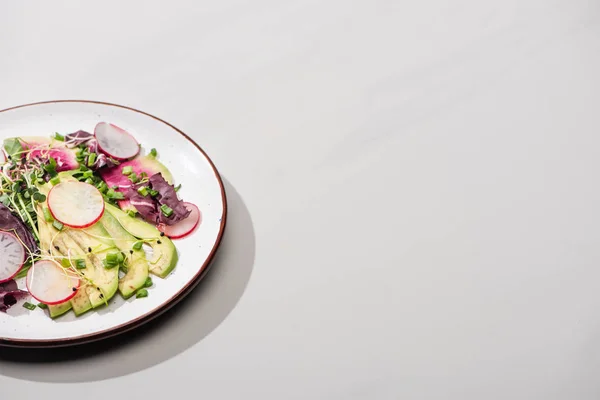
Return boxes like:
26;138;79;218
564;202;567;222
48;181;105;228
26;260;80;305
94;122;140;160
158;202;201;239
0;231;25;283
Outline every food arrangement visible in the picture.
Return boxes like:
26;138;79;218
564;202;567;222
0;123;201;318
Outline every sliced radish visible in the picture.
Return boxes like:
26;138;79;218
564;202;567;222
158;202;201;239
94;122;140;160
48;181;105;228
26;260;80;305
0;231;25;283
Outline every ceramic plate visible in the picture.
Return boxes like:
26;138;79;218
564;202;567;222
0;100;227;347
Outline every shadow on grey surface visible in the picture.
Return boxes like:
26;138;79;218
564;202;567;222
0;178;255;383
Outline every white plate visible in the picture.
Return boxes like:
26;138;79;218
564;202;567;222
0;100;227;347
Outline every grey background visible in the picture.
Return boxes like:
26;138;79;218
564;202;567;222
2;0;600;399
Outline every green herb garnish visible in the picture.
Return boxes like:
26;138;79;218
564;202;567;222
43;207;53;222
160;204;173;217
137;186;149;197
75;259;86;269
52;220;64;231
106;188;125;200
87;152;97;167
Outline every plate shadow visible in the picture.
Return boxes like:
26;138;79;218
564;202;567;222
0;177;255;383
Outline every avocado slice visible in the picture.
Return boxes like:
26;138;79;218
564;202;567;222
52;232;94;316
65;218;119;308
35;206;72;318
104;203;178;278
48;302;72;318
99;209;149;298
35;184;94;316
38;206;92;318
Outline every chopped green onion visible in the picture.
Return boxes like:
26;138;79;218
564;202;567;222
61;258;71;268
96;181;108;193
116;252;125;264
50;176;60;185
149;148;157;157
23;302;36;310
37;303;48;309
160;204;173;217
174;184;182;192
136;289;149;298
126;210;137;218
103;258;118;269
144;277;153;288
129;173;139;183
75;259;86;269
87;152;97;167
132;241;143;251
106;188;125;200
43;207;53;222
106;252;119;264
53;220;64;231
137;186;149;197
53;133;65;141
149;189;158;197
122;166;133;175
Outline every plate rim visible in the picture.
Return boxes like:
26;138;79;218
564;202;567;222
0;99;228;348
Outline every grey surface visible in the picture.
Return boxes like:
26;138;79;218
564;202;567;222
2;0;600;399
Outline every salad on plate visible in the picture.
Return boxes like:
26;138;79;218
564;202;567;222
0;122;201;318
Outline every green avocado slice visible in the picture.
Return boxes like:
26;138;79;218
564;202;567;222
104;203;178;278
99;209;149;298
36;196;93;317
65;219;119;308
